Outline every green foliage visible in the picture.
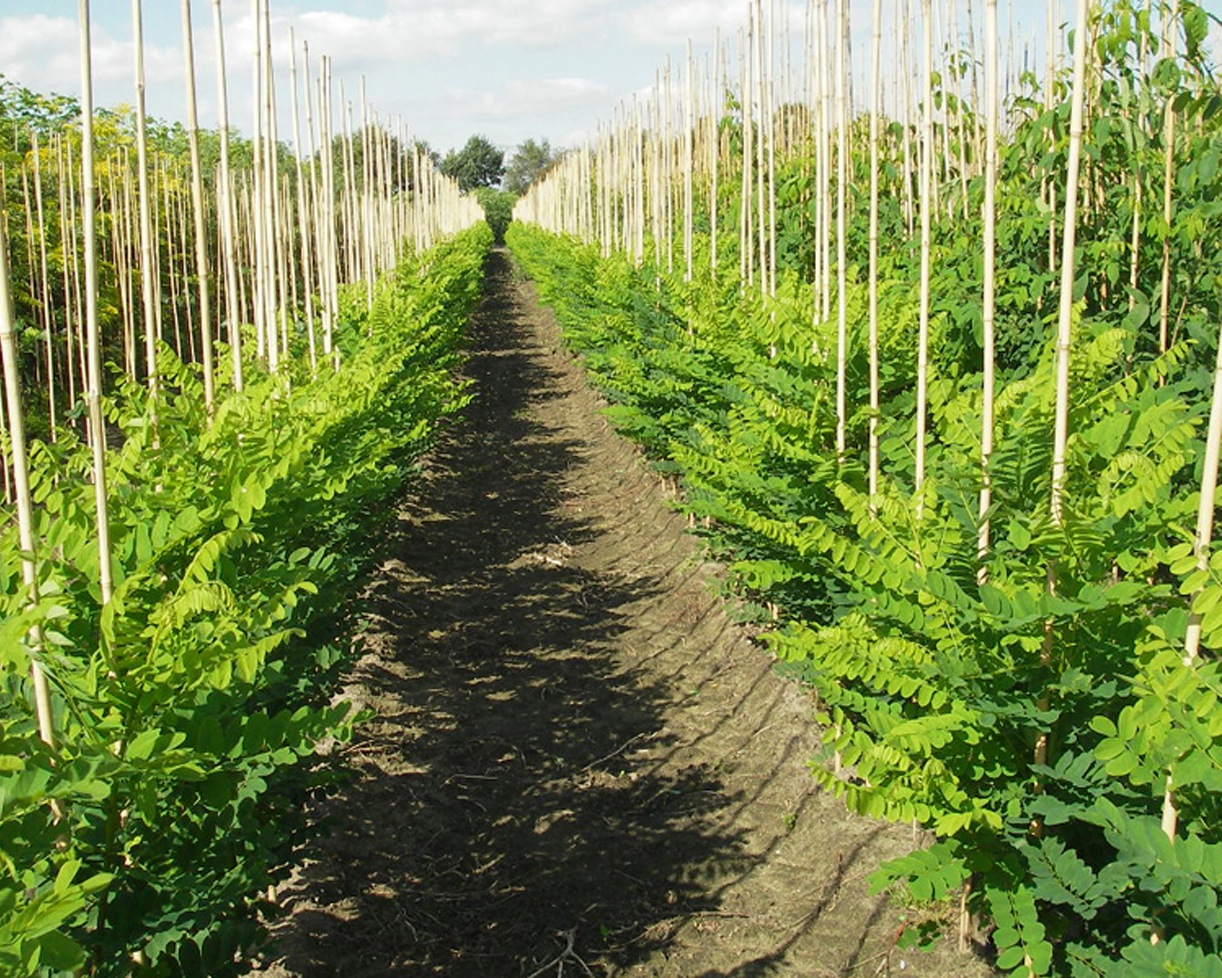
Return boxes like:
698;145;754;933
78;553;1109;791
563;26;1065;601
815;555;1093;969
439;134;505;193
474;187;517;243
504;138;558;196
0;224;493;975
507;174;1222;974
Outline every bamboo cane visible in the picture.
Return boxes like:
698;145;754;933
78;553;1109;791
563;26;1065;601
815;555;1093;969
834;0;848;460
133;0;161;398
0;176;56;748
1157;0;1178;367
915;0;934;516
30;134;57;437
868;0;881;503
181;0;214;411
80;0;114;605
977;0;1000;580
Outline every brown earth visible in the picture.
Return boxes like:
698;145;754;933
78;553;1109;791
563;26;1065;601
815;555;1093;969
251;249;993;978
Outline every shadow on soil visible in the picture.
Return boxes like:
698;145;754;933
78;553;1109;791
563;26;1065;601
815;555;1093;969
265;251;890;977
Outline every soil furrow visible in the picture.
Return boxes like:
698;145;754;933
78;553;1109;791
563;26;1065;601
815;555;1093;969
254;249;988;978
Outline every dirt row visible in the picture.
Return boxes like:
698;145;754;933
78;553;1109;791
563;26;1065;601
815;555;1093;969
252;249;990;977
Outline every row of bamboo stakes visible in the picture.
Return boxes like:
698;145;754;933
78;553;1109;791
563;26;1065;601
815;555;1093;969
514;0;1217;860
0;2;481;782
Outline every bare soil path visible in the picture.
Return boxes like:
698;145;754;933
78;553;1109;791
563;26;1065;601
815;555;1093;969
255;249;990;978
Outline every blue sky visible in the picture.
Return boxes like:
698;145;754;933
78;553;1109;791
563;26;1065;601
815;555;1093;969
1;1;1217;159
1;0;789;155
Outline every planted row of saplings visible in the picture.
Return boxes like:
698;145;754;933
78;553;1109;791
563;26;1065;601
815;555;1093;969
0;223;492;977
507;214;1222;977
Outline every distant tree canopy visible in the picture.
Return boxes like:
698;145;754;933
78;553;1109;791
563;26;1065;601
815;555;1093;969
474;187;516;243
439;134;504;192
503;138;557;196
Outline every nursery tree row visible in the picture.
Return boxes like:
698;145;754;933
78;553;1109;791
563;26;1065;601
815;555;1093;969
0;1;487;974
511;0;1222;974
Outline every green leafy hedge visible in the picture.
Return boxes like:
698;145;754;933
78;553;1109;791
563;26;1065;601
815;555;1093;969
508;219;1222;977
0;222;492;976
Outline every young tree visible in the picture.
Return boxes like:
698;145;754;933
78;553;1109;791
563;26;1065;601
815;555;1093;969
504;137;556;195
439;134;504;192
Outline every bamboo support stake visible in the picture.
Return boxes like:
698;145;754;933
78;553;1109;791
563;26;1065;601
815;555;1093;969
291;32;318;376
65;143;89;413
133;0;161;397
1163;326;1222;845
260;0;281;371
901;1;915;238
765;0;777;303
1045;3;1058;279
1038;0;1091;791
54;141;78;416
0;179;56;747
181;0;214;411
320;57;339;365
1051;0;1090;530
0;333;10;505
711;28;721;276
361;77;375;308
107;162;134;383
834;0;848;461
818;0;831;319
977;0;999;580
80;0;115;606
30;133;57;437
754;4;767;295
915;0;933;515
164;165;185;359
868;0;881;502
19;162;39;398
684;40;694;282
1157;0;1178;363
742;27;755;288
212;0;242;390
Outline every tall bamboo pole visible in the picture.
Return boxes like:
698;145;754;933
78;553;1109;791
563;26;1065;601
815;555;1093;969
1050;0;1090;529
868;0;881;502
181;0;214;411
834;0;848;461
915;0;934;515
0;178;56;747
291;31;318;377
977;0;999;579
81;0;114;605
260;0;281;371
1157;0;1179;362
212;0;242;391
30;133;57;437
133;0;161;397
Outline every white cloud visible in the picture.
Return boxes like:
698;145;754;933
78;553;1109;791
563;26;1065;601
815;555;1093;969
618;0;792;47
0;13;183;96
446;77;611;124
265;0;614;70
